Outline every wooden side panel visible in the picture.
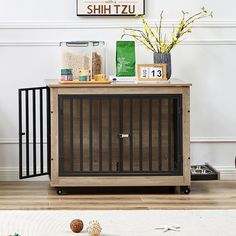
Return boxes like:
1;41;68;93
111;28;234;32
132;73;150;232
182;87;191;186
50;88;59;184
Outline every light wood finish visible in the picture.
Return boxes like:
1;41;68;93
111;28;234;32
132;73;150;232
60;80;111;84
51;88;59;185
46;79;192;88
58;87;185;96
183;87;191;186
0;181;236;210
51;176;186;187
50;80;191;188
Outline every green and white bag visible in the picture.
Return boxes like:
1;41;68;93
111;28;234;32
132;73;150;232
116;41;136;77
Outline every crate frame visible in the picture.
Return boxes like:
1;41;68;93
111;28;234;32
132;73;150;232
49;82;190;188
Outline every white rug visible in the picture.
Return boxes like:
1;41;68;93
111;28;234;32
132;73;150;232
0;210;236;236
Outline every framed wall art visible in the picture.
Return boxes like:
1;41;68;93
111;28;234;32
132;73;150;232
77;0;145;16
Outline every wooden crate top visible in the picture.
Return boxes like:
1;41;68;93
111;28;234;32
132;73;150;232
45;79;192;88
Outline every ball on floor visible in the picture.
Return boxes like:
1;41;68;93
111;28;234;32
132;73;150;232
70;219;84;233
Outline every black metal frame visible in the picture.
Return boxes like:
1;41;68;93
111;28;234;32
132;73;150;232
18;87;51;179
58;94;183;177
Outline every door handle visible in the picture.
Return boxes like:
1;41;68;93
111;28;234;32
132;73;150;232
119;134;130;139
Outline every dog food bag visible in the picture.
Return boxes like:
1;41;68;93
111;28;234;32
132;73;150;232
116;41;136;77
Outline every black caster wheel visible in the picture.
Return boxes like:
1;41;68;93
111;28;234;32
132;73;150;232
57;188;64;195
181;186;191;194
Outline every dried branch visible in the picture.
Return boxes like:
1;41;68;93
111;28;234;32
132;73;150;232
122;7;213;54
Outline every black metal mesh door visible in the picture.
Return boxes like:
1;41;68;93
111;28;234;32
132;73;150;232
18;87;51;179
58;94;182;176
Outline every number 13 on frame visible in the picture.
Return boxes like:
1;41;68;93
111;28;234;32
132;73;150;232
137;64;167;81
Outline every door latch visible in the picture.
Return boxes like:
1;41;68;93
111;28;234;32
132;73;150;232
119;133;130;139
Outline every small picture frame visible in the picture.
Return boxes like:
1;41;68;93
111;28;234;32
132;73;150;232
137;64;167;81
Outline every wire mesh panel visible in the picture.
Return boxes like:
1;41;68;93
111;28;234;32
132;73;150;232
18;87;51;179
58;94;182;176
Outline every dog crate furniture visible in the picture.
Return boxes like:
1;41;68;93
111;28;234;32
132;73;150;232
18;79;191;194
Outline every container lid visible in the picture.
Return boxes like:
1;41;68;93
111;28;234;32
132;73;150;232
60;41;105;47
61;68;72;75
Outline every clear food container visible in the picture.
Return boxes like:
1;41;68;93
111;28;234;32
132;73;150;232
60;41;106;81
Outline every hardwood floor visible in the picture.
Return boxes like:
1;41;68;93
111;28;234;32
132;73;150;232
0;181;235;210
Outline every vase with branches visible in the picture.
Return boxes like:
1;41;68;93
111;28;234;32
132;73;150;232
122;7;213;79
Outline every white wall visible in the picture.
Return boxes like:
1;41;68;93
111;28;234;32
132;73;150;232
0;0;236;180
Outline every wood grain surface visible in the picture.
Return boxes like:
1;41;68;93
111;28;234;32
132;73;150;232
0;181;235;210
